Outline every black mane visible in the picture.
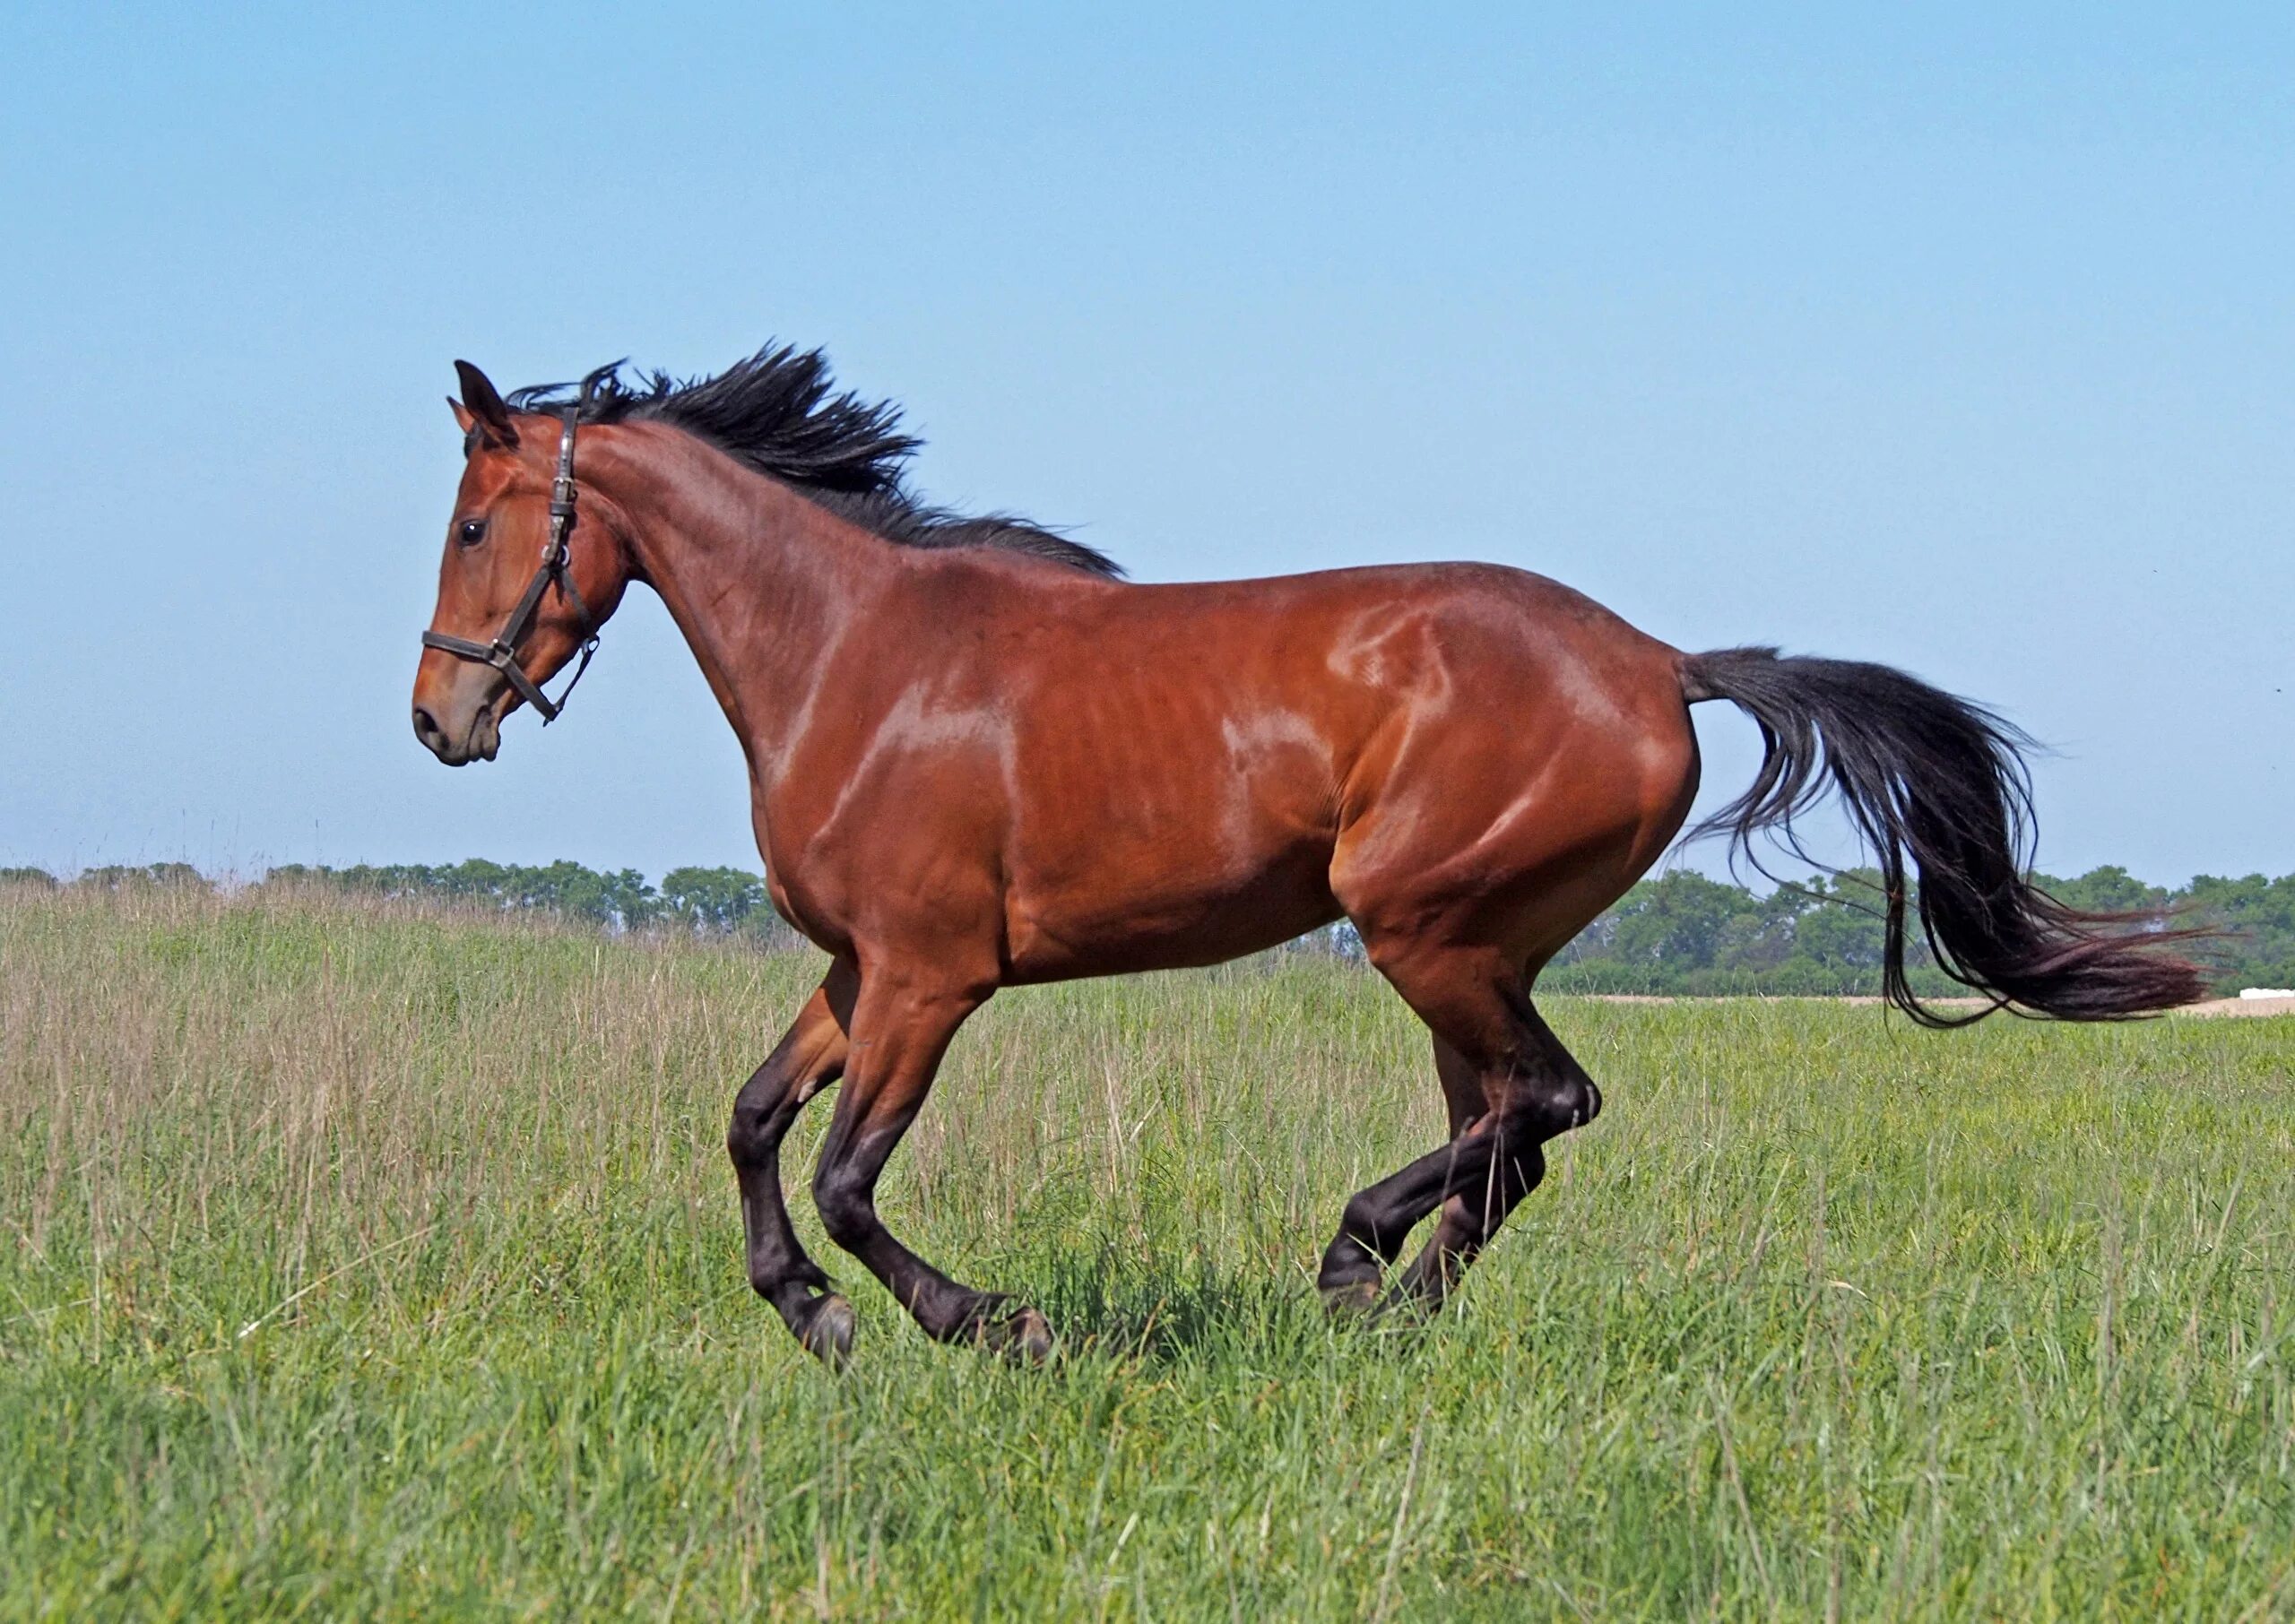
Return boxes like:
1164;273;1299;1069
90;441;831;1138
505;346;1121;578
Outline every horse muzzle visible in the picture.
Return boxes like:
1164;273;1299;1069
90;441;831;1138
411;694;502;765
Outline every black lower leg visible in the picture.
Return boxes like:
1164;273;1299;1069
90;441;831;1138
1387;1128;1546;1309
809;977;1051;1361
731;1077;831;1321
1317;1128;1492;1303
726;989;850;1353
812;1112;1052;1358
1386;1006;1596;1310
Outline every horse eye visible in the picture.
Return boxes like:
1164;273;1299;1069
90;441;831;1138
457;518;487;547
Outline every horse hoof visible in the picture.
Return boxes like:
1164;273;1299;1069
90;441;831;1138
980;1303;1055;1364
797;1294;856;1369
1320;1279;1381;1318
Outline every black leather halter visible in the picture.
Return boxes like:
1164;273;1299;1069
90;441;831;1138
420;406;600;723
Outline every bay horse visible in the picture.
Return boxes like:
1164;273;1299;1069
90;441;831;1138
412;345;2204;1364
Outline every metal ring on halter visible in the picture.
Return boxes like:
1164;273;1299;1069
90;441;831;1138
420;404;601;724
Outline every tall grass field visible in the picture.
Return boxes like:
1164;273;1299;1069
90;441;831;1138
4;883;2291;1619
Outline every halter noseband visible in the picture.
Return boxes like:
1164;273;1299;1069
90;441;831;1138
420;405;601;723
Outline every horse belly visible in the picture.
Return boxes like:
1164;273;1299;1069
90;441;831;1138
1000;790;1342;980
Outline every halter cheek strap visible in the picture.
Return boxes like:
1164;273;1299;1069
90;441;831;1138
420;405;601;723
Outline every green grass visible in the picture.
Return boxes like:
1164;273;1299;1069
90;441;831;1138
3;885;2292;1620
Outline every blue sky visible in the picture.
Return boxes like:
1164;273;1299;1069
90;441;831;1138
3;4;2288;885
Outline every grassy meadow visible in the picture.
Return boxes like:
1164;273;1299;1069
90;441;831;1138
3;882;2291;1620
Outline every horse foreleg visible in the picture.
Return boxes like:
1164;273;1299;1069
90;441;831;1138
808;968;1052;1361
728;966;855;1362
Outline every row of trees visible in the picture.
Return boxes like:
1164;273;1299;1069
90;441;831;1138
8;860;2291;994
8;860;796;945
258;860;800;942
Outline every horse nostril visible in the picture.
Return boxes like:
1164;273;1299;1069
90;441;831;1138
412;705;442;746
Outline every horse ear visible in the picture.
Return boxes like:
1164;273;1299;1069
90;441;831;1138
453;360;519;449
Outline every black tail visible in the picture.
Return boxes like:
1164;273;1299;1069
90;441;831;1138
1680;646;2209;1025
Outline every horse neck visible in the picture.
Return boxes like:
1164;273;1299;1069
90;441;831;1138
585;424;892;766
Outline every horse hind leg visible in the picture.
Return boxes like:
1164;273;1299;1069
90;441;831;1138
1315;1036;1484;1314
1382;990;1597;1314
1316;939;1600;1316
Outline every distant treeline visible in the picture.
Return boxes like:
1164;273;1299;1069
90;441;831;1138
6;860;2290;995
3;860;802;946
